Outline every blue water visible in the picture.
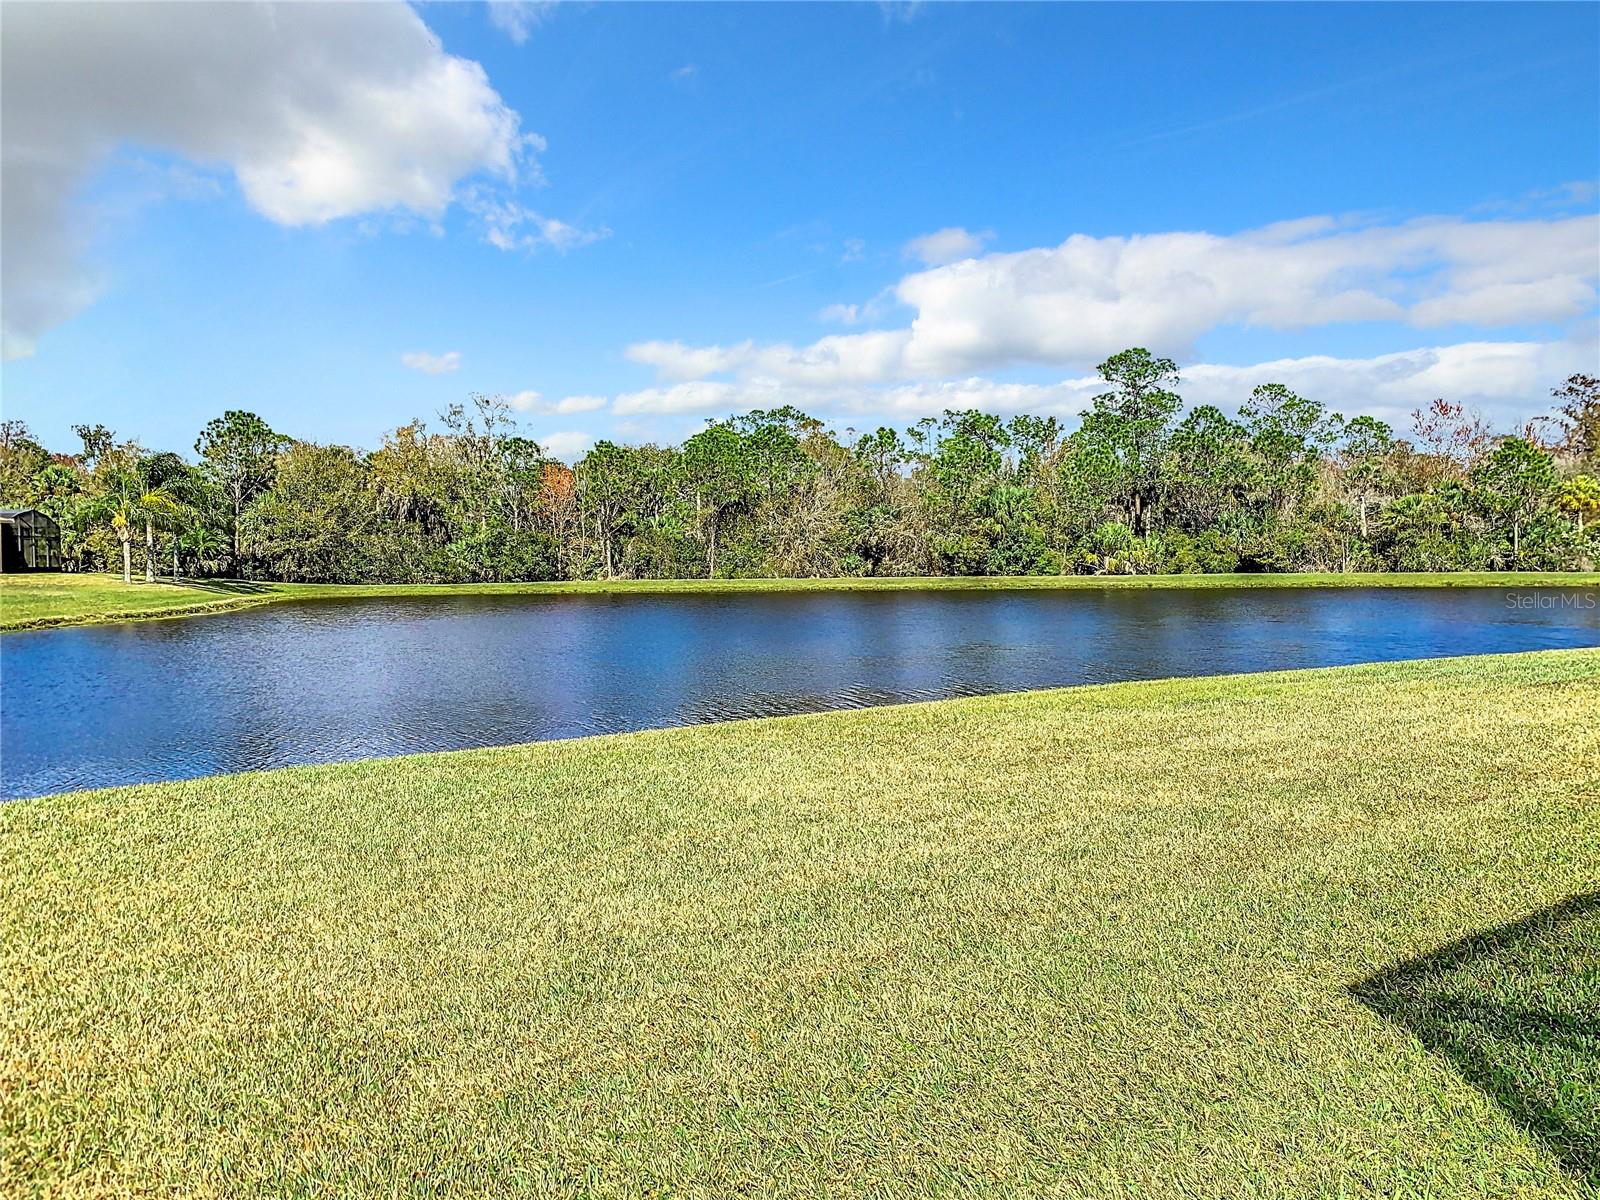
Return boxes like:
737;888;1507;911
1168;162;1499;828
2;586;1595;798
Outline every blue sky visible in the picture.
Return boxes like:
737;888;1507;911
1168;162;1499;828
2;1;1597;459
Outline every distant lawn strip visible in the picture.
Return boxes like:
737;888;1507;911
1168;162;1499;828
3;650;1597;1197
0;573;282;630
4;569;1599;632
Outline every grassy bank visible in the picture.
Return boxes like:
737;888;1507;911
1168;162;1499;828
5;568;1599;632
3;651;1597;1196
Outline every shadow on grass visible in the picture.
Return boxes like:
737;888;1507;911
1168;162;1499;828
1352;891;1600;1188
166;578;274;595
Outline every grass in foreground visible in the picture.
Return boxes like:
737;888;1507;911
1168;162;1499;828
4;568;1599;631
3;651;1597;1197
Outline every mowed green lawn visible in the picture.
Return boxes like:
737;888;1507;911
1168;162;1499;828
5;569;1600;631
0;572;274;630
2;651;1596;1196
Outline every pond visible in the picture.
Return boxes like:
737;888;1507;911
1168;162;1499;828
3;585;1597;798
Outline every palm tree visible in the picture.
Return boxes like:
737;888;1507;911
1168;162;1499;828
80;468;142;584
1087;520;1139;575
178;524;226;577
80;453;191;583
135;453;192;583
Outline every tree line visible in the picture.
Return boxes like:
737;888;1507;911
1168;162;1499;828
2;350;1597;583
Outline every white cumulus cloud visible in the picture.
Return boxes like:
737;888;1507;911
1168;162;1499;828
1;1;534;359
596;337;1597;435
627;331;916;386
628;212;1599;388
903;226;995;266
613;380;741;416
402;350;462;375
551;394;609;414
1175;339;1596;432
538;430;595;461
626;341;755;381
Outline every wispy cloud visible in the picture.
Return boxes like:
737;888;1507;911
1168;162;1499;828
467;193;611;253
401;350;462;375
486;1;557;45
755;270;816;290
877;1;924;25
1473;179;1600;217
820;286;897;328
508;391;607;415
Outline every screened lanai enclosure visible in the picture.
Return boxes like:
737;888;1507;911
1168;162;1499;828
0;508;63;572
